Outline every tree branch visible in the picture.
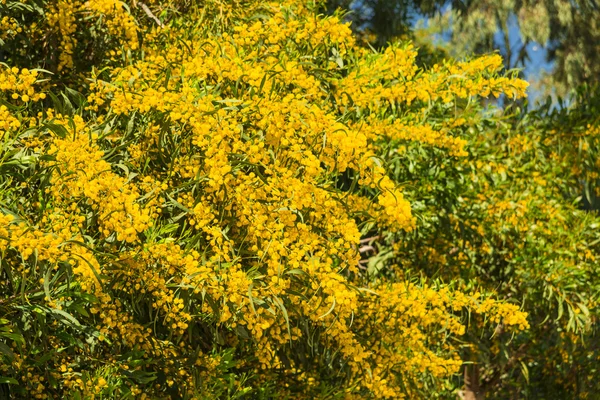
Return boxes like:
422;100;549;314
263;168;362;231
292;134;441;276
137;1;164;28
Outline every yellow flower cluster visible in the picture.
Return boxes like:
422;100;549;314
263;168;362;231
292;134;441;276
0;66;46;102
478;300;530;330
0;104;20;138
46;0;79;70
0;213;13;250
44;114;155;243
358;116;469;157
0;15;21;39
352;283;528;397
335;48;527;110
46;0;139;71
377;188;416;230
84;0;138;48
0;0;532;398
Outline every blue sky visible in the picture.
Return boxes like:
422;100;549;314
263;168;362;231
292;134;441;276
494;14;555;105
416;8;556;105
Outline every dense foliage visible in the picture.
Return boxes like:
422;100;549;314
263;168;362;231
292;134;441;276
0;0;598;399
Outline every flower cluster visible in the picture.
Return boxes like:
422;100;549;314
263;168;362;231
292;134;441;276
0;67;46;102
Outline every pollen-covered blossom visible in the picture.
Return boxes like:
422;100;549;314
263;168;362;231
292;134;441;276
45;0;139;71
0;15;21;39
46;0;79;70
0;66;46;102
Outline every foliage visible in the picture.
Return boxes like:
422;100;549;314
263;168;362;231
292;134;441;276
388;93;600;397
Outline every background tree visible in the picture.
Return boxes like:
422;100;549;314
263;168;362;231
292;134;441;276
326;0;600;98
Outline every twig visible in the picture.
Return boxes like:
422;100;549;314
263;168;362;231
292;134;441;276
357;259;369;270
137;1;164;28
0;289;39;305
359;245;375;254
359;235;381;244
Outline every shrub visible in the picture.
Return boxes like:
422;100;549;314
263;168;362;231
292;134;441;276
0;1;539;398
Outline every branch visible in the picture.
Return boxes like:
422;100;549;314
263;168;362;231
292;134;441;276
480;343;528;393
360;235;381;244
137;1;164;28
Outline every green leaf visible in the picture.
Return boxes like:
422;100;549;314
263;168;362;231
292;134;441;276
51;309;82;328
578;302;590;317
0;342;15;361
318;297;336;320
43;123;68;139
272;296;291;340
0;377;18;385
